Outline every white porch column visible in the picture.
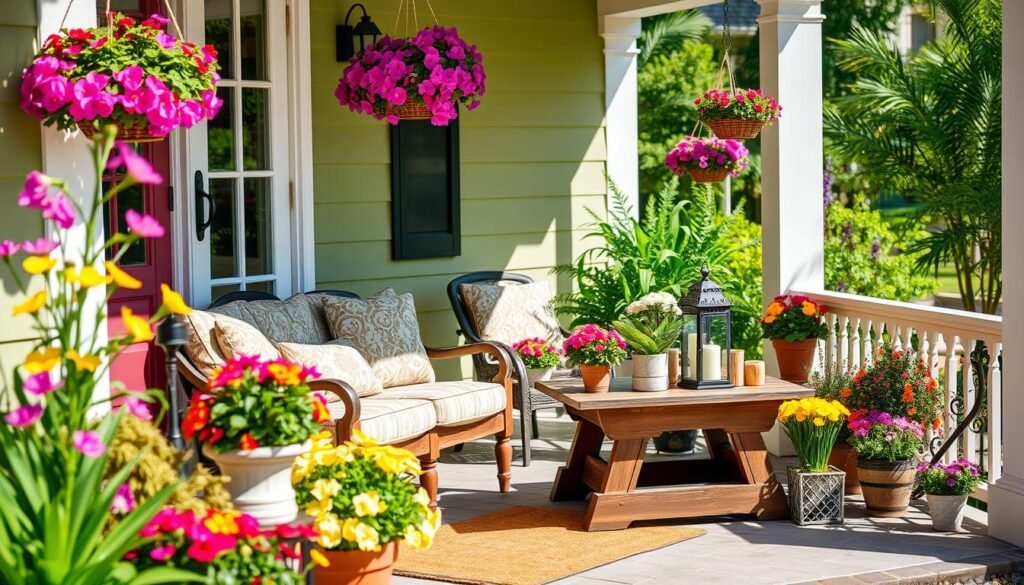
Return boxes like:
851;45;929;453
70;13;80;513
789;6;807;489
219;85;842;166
756;0;825;455
601;15;642;217
988;0;1024;549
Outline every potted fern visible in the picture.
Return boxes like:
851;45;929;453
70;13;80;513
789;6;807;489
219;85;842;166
612;293;683;392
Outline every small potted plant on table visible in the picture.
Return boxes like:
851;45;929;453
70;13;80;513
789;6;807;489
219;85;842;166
293;430;439;585
761;294;827;384
778;397;850;525
184;355;331;526
612;292;683;392
847;410;925;517
562;325;628;393
918;459;983;532
512;337;562;390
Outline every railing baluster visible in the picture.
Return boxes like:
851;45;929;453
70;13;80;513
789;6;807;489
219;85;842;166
825;313;837;372
839;315;850;372
944;335;960;465
850;317;861;371
962;338;977;469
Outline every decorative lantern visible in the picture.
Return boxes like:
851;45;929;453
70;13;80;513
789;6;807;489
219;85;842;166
337;3;382;62
679;266;733;389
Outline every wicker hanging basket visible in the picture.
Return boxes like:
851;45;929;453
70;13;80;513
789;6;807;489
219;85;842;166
707;118;764;141
78;119;165;143
391;101;433;121
686;166;730;183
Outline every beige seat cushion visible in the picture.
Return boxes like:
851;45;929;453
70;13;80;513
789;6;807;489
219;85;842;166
325;398;436;444
322;289;435;388
459;281;564;346
240;296;329;345
381;381;506;427
181;301;260;377
277;341;383;399
214;317;281;362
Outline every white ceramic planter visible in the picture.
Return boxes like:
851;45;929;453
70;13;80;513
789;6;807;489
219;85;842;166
204;441;311;527
632;353;669;392
927;493;968;532
525;367;554;390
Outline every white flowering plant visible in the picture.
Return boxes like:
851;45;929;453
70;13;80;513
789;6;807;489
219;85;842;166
611;292;683;355
292;430;439;553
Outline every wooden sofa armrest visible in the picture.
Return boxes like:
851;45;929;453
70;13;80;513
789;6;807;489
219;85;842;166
425;341;515;386
175;350;209;398
309;378;362;443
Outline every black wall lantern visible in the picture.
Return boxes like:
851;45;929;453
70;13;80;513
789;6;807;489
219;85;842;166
337;3;382;62
679;265;734;389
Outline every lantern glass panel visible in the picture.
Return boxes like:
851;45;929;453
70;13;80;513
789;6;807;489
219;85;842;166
699;312;730;383
681;313;698;382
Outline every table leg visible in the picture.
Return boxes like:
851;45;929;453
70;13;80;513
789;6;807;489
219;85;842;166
584;438;648;531
549;418;605;502
729;432;789;520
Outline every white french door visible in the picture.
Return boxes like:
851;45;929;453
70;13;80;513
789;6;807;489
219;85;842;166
184;0;292;309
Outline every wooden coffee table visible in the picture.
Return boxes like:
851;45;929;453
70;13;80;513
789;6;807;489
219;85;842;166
535;377;814;531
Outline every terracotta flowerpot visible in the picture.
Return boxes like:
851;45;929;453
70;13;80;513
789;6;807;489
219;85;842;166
828;442;862;495
203;441;310;527
315;542;398;585
856;457;917;517
580;364;611;393
771;338;818;384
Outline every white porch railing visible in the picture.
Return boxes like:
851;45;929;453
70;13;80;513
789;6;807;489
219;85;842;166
791;289;1003;501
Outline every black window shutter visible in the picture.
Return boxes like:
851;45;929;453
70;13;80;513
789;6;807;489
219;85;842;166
390;118;461;260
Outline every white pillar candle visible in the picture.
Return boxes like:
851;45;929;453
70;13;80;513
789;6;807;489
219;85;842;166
702;344;721;381
686;333;698;378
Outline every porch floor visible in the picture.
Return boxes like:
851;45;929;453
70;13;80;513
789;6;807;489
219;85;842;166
397;410;1024;585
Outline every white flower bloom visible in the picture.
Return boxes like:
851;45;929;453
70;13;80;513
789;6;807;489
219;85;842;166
626;292;681;316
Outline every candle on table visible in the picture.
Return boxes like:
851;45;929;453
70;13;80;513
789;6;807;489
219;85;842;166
729;349;745;386
668;348;680;384
744;360;766;386
702;343;721;381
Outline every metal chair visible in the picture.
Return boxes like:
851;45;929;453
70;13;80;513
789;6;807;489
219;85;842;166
446;271;570;466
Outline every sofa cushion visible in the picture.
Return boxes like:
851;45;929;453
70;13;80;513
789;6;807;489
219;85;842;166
322;289;435;388
459;281;564;347
277;341;383;399
213;317;281;363
325;398;436;444
380;381;506;427
181;302;260;377
239;296;328;345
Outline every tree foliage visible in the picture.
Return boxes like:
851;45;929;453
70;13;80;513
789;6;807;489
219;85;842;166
825;0;1002;312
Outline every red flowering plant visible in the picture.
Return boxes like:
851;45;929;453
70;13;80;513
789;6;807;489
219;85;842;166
761;294;828;342
131;507;324;583
21;13;222;137
183;355;330;453
840;344;944;431
695;88;782;126
335;26;485;126
562;325;628;367
511;337;562;369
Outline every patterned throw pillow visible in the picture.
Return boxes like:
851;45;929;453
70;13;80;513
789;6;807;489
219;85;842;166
277;341;383;399
238;296;329;345
321;289;436;388
459;281;564;346
181;302;260;377
213;317;281;362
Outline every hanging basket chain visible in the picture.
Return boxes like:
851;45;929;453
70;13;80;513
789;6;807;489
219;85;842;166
58;0;183;40
393;0;441;37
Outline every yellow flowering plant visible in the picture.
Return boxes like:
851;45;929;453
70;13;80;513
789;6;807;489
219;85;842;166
292;430;440;553
777;398;851;472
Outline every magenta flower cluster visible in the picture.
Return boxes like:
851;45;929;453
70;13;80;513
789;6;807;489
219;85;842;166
562;324;628;367
20;14;222;136
918;458;983;495
695;88;782;124
335;26;485;126
664;136;750;176
847;409;925;439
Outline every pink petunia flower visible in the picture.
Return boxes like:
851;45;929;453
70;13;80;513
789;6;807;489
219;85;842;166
18;171;52;210
149;544;177;561
73;430;107;458
111;482;135;515
125;209;165;238
108;143;163;185
0;240;21;257
42;192;75;229
68;72;115;121
5;404;43;427
156;33;177;49
23;372;60;396
21;238;59;255
123;396;153;420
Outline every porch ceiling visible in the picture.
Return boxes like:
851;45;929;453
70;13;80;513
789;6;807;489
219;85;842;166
598;0;721;18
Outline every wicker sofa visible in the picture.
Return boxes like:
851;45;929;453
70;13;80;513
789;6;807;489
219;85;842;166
174;289;514;505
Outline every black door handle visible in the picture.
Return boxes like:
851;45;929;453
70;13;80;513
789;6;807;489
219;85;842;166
194;170;216;241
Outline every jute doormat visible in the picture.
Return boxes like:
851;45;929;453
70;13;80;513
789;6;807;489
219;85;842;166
394;506;705;585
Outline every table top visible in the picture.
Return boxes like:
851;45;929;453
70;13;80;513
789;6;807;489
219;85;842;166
533;377;814;411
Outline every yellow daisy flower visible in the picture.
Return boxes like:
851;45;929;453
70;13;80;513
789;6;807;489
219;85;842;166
121;307;154;342
106;262;142;289
160;284;192;315
12;291;46;316
23;255;56;275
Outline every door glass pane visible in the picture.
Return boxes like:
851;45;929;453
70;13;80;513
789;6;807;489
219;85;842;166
243;178;272;276
205;0;234;80
104;0;141;14
211;284;240;303
246;281;275;294
208;86;235;171
239;0;266;80
242;88;269;170
209;178;238;279
115;184;147;266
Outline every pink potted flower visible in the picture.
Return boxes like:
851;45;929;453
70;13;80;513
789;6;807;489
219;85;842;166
20;13;222;142
694;88;782;140
512;337;562;390
562;325;628;393
335;26;485;126
664;136;750;184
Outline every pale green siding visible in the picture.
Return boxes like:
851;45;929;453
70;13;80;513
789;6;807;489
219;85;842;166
309;0;608;379
0;0;44;375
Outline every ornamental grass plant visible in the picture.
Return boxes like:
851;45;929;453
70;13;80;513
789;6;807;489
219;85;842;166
777;398;850;472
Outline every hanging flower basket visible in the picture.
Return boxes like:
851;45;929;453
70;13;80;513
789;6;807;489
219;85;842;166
664;136;750;184
695;89;782;140
336;26;485;126
20;13;222;142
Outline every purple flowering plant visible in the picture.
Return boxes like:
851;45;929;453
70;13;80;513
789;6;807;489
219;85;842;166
917;459;983;496
335;26;485;126
20;14;222;136
846;409;924;461
664;136;750;177
562;325;628;367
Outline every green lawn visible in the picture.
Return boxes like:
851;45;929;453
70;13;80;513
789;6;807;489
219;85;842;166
934;264;960;295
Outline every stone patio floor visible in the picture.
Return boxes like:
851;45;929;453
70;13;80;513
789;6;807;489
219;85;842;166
394;410;1024;585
